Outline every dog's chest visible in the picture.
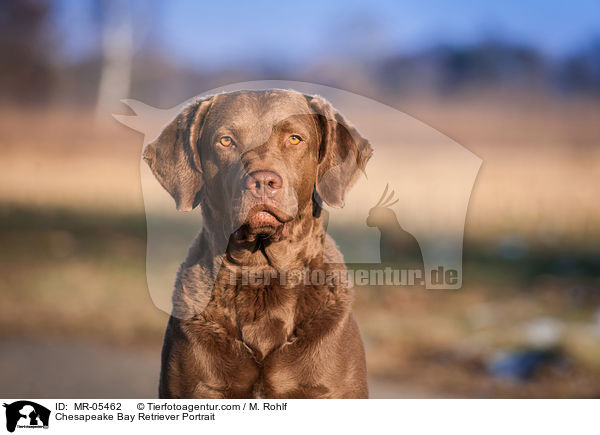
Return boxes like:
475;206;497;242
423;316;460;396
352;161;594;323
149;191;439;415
234;285;296;361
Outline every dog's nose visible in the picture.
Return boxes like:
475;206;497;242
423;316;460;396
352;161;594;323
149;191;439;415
245;170;282;198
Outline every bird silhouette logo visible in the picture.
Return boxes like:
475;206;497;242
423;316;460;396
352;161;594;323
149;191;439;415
367;184;424;270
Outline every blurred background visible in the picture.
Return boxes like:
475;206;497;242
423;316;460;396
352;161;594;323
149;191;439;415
1;0;599;398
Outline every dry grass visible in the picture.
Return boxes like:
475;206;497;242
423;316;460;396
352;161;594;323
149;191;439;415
0;107;143;212
1;96;599;243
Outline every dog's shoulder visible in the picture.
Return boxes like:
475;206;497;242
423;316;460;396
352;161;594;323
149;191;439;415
172;231;224;319
322;233;344;264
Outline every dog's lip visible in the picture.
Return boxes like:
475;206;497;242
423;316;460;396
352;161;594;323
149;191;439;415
248;211;280;228
246;204;292;226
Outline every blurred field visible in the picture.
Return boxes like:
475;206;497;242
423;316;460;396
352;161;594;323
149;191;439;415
1;95;599;397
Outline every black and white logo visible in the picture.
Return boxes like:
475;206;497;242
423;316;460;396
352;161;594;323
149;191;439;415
3;401;50;433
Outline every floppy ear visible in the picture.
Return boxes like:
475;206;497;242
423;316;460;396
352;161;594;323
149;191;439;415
306;95;373;208
142;96;214;211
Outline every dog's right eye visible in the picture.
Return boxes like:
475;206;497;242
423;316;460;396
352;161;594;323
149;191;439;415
219;136;234;147
288;135;302;145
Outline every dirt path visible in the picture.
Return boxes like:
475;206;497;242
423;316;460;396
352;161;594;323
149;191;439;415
0;338;434;398
0;338;159;398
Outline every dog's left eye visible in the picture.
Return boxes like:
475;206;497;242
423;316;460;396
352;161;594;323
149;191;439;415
288;135;302;145
219;136;234;147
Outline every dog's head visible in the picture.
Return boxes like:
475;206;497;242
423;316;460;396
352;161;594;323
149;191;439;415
143;89;372;244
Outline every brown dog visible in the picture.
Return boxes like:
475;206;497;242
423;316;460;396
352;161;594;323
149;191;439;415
144;89;372;398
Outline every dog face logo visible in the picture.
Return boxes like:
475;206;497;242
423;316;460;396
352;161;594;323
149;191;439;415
3;401;50;433
115;80;481;315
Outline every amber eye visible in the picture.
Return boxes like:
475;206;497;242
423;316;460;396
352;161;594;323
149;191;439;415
219;136;233;147
288;135;302;145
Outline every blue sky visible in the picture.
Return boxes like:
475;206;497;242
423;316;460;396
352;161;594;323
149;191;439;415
54;0;600;66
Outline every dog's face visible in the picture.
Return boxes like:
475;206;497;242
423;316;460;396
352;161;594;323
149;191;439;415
144;89;372;244
199;91;319;241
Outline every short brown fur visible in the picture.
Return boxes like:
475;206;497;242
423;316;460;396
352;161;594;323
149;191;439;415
144;90;372;398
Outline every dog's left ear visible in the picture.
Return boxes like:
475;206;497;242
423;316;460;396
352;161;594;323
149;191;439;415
306;95;373;208
143;96;214;211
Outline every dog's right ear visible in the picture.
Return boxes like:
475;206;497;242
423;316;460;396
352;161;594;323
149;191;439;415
143;96;214;211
